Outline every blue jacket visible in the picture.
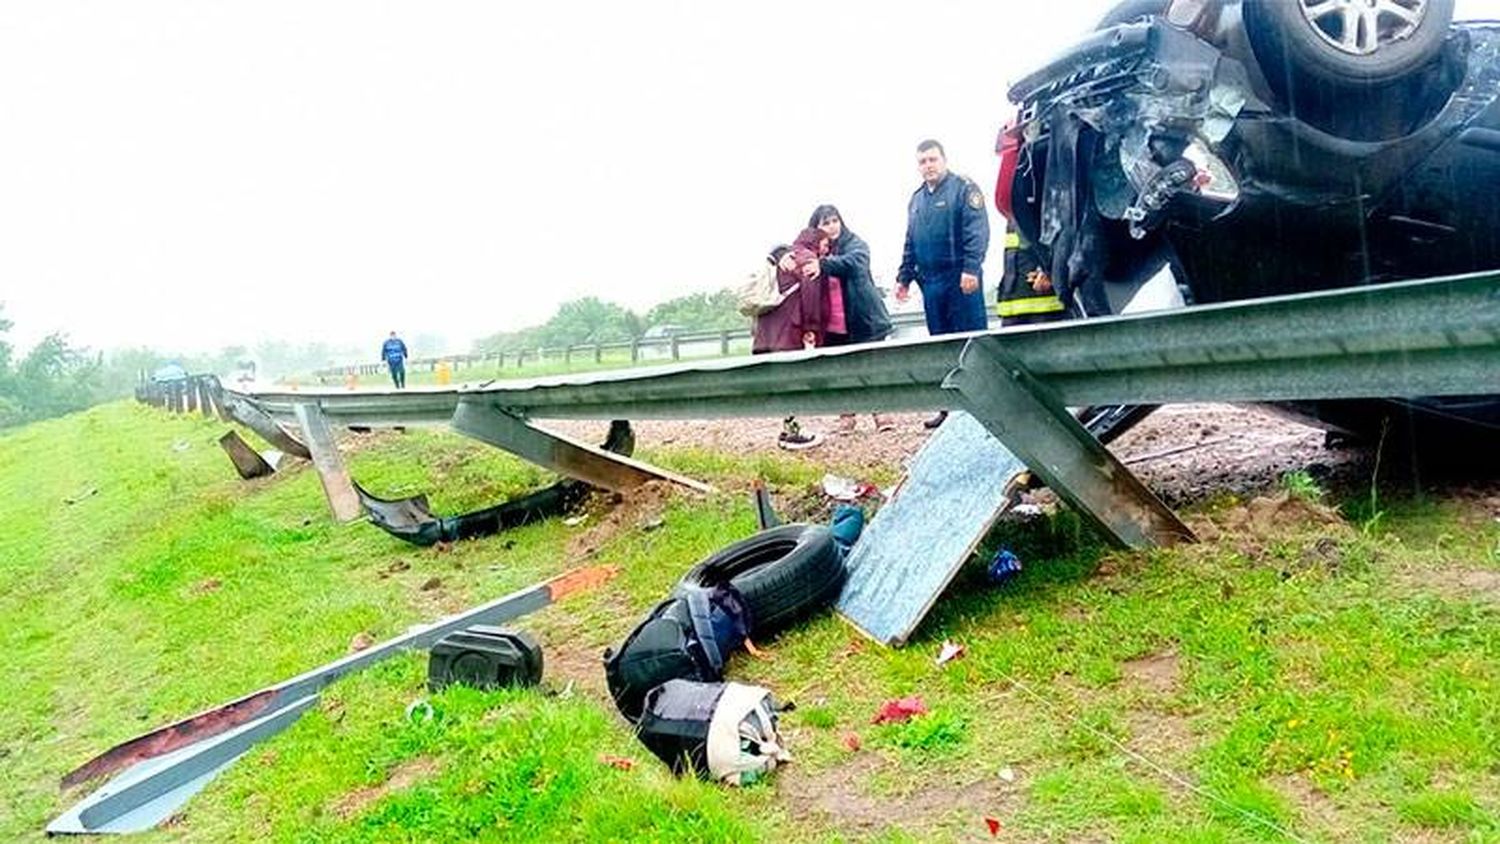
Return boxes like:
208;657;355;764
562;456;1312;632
381;337;408;364
897;172;990;285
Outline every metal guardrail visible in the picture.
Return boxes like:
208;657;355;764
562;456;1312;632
135;374;224;419
240;272;1500;426
308;311;941;380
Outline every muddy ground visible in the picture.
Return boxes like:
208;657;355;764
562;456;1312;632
552;403;1369;507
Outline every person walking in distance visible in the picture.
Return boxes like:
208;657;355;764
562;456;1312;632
895;139;991;428
381;330;409;389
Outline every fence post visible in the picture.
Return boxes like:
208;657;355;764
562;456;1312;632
720;330;730;356
517;350;525;368
564;346;572;365
670;336;680;361
594;343;603;363
630;339;640;363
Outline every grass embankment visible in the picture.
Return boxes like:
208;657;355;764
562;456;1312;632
1;402;1496;842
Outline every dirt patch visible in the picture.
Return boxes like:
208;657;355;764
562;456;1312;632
330;755;441;820
778;754;1026;841
1400;566;1500;608
1121;651;1181;695
1124;709;1194;761
563;480;685;561
551;404;1360;510
1268;773;1352;839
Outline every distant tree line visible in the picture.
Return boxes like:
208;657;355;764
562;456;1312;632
0;302;375;430
0;306;101;429
472;289;741;355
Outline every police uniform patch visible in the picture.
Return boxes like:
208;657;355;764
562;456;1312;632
967;188;984;210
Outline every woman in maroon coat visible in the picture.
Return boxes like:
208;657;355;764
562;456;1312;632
751;227;833;448
752;227;831;353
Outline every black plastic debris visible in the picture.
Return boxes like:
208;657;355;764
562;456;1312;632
355;421;635;546
603;585;749;723
427;626;543;692
635;679;790;785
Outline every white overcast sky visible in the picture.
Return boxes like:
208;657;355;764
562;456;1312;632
3;1;1498;357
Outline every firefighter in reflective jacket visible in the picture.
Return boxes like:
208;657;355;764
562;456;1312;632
996;230;1067;326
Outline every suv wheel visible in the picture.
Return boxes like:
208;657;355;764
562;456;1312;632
1245;0;1452;87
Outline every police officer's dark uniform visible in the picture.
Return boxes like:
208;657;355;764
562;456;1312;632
897;172;991;335
997;230;1067;326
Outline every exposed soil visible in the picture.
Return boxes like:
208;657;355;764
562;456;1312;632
777;753;1032;842
1120;650;1182;696
548;403;1365;509
329;755;441;820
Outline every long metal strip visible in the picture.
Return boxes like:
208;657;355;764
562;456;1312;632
233;273;1500;426
59;565;616;792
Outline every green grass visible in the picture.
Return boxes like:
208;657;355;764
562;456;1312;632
2;401;1498;842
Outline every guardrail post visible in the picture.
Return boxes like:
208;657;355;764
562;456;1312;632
670;336;680;361
292;403;362;522
450;401;711;493
564;346;572;365
594;343;603;363
720;330;730;356
945;336;1193;550
630;339;640;363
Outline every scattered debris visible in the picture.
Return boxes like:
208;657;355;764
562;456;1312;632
419;577;443;591
193;578;222;594
348;632;376;653
563;515;588;527
871;696;927;725
404;699;434;724
639;516;666;532
635;680;791;786
997;766;1016;783
821;473;881;502
427;627;543;693
64;487;99;505
987;549;1023;584
598;754;635;771
985;816;1002;837
936;640;966;667
171;440;190;452
842;732;862;752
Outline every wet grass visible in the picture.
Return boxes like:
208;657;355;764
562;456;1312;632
1;402;1497;841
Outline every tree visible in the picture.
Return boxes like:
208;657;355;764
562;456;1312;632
645;289;742;332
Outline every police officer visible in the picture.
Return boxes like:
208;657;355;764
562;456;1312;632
896;138;990;427
997;230;1067;326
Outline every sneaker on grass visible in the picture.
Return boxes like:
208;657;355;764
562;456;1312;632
778;416;823;451
778;430;823;450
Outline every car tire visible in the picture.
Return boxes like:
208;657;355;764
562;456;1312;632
675;525;845;638
1244;0;1453;88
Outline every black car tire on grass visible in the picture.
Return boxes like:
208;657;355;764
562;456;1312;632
675;525;845;638
1244;0;1453;88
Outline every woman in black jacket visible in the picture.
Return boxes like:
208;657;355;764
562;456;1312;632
806;204;892;344
804;204;895;432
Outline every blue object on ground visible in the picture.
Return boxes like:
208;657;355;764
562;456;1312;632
988;549;1023;584
829;505;865;559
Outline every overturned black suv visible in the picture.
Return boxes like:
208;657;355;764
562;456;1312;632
997;0;1499;456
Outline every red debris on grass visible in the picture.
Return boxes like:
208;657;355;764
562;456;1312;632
598;754;635;771
985;815;1002;836
870;695;928;725
841;732;862;752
